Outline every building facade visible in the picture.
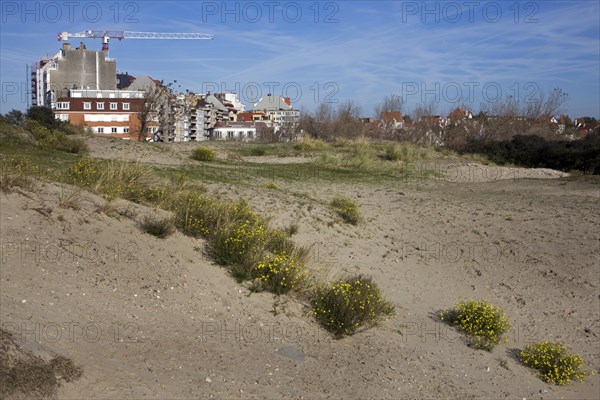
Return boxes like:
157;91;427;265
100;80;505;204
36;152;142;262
32;43;117;108
54;89;147;140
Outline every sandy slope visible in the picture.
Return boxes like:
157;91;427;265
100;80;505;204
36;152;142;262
1;142;599;399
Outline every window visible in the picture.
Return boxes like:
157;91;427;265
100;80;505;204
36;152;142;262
97;127;104;133
123;127;129;133
111;127;117;133
56;102;70;110
110;102;117;110
122;103;130;110
247;131;254;139
55;114;69;122
96;102;104;110
83;102;91;110
227;130;234;139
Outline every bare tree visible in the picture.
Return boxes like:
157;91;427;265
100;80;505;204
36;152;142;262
135;81;174;142
374;94;404;118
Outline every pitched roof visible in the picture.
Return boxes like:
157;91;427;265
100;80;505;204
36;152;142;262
124;75;161;91
205;95;229;112
381;111;403;122
254;96;292;111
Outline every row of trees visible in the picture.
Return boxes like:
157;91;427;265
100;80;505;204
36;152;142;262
298;88;598;147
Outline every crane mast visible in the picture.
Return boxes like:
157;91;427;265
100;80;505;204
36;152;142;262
58;30;214;51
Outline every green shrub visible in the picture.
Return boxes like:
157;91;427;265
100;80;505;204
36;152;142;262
191;146;216;162
265;181;279;189
252;253;308;295
249;146;267;156
61;136;88;154
519;341;594;385
440;299;512;351
331;195;361;225
312;274;394;336
139;215;174;238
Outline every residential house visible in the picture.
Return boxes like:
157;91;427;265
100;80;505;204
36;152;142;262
53;89;146;139
447;108;473;125
253;95;300;133
212;121;256;141
380;111;404;130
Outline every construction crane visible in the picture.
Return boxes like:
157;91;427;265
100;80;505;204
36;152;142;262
58;30;214;52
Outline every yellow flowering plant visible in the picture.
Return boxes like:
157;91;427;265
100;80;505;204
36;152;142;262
519;341;594;385
331;195;361;225
440;299;512;351
252;253;308;295
312;274;394;337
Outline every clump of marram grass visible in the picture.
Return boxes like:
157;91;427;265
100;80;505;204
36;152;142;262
382;142;433;162
58;186;81;210
312;274;395;337
331;195;361;225
191;146;216;162
383;143;403;161
294;136;328;151
139;215;174;238
265;181;279;189
440;299;512;351
519;341;594;385
65;157;152;201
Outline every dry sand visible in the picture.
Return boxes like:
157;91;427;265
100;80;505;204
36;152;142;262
1;139;598;399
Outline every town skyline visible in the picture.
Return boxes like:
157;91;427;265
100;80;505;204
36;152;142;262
1;1;599;118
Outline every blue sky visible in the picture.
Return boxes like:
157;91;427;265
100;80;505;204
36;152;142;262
1;0;599;117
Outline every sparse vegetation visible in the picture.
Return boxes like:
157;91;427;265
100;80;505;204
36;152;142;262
0;329;83;399
58;186;81;210
331;195;361;225
294;136;328;151
191;146;216;162
265;181;279;189
312;274;395;337
0;156;36;192
139;215;174;238
284;222;299;236
519;341;594;385
440;299;512;351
